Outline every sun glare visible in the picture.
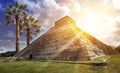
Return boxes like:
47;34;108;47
84;9;100;25
85;13;99;25
76;8;105;37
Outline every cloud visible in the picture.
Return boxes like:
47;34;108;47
18;0;69;28
18;0;111;28
17;0;120;46
0;46;6;51
114;30;120;36
0;39;26;53
115;21;120;28
20;41;26;49
0;39;15;47
6;31;16;38
55;0;70;4
112;0;120;9
0;46;7;53
113;21;120;36
103;35;120;46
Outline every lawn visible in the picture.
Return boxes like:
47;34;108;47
91;55;110;63
0;55;119;73
37;55;109;64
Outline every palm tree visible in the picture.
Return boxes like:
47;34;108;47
4;1;27;53
21;12;41;46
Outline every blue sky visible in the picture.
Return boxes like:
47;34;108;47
0;0;120;53
0;0;16;52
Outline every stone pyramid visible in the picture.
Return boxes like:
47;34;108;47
15;16;116;61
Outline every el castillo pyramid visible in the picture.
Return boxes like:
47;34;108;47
15;16;116;61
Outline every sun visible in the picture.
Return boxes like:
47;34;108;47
75;8;104;32
76;8;105;37
85;13;99;25
84;9;100;25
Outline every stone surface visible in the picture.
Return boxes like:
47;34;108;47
15;16;116;61
115;45;120;53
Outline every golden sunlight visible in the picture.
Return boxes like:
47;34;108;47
84;9;101;25
85;13;99;25
76;8;107;38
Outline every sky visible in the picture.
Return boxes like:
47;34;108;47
0;0;120;53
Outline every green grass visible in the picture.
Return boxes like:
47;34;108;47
92;55;109;63
0;58;3;63
42;55;109;63
0;55;120;73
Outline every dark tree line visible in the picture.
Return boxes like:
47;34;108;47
0;51;16;57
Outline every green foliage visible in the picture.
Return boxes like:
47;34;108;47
0;51;16;57
4;1;27;26
8;3;12;9
15;1;19;8
21;12;41;43
0;55;120;73
4;9;12;15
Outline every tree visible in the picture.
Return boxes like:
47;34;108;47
4;1;27;53
21;12;41;46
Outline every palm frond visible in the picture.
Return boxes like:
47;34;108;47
32;24;41;29
15;1;19;8
29;16;32;20
4;9;12;15
5;15;11;19
19;5;24;10
32;24;39;28
34;20;39;24
6;21;10;25
8;3;12;9
35;29;40;33
6;20;13;26
19;5;27;10
22;5;27;10
11;20;14;24
12;7;16;13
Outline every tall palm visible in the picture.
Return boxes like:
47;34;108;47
22;12;41;46
4;1;27;53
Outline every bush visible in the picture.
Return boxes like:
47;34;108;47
0;51;16;57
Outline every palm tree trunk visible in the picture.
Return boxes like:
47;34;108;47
27;27;30;46
15;15;20;53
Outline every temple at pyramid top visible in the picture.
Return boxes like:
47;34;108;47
55;16;76;26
